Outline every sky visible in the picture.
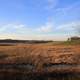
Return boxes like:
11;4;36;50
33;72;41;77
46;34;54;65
0;0;80;41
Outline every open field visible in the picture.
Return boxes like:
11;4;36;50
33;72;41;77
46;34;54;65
0;43;80;64
0;41;80;80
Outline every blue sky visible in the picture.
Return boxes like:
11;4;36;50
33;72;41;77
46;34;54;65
0;0;80;40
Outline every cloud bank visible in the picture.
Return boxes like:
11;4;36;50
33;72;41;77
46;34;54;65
0;21;80;40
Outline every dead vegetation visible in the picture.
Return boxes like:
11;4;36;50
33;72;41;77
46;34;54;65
0;43;79;72
0;43;79;80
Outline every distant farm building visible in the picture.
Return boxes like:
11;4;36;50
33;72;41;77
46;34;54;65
68;36;80;41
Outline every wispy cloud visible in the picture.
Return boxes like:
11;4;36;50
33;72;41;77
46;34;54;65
0;21;79;34
36;20;80;34
0;24;30;34
0;24;25;31
56;21;80;35
0;21;80;40
36;22;54;33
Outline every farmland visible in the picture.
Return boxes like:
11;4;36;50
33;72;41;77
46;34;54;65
0;41;80;80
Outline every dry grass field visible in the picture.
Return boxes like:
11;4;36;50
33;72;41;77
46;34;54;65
0;42;80;80
0;43;80;69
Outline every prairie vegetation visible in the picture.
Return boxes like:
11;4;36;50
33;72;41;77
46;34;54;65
0;40;79;80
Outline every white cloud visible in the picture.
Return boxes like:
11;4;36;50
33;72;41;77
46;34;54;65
0;24;31;34
0;24;24;31
55;21;80;35
37;22;54;33
0;24;10;32
36;21;80;34
13;24;25;29
0;21;79;34
0;21;80;40
56;21;80;30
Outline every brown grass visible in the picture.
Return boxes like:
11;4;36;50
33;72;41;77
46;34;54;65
0;43;80;72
